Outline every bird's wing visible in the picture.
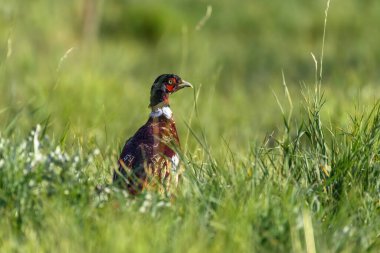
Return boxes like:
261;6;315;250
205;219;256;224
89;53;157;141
113;123;154;192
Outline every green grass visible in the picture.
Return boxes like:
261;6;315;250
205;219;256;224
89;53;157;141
0;86;379;252
1;0;380;252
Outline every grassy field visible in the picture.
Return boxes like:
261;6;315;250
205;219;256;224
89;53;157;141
1;0;380;252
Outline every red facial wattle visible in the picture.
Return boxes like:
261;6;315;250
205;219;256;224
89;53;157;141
166;84;175;92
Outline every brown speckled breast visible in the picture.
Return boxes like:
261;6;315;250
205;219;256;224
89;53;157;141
113;115;180;195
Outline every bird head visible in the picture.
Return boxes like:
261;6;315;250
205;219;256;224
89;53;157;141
149;74;193;108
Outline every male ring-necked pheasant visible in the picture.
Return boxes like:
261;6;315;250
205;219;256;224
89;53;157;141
113;74;192;195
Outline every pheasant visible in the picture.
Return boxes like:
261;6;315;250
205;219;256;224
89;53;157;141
113;74;193;195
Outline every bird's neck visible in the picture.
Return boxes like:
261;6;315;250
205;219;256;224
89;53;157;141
149;90;169;108
150;102;173;119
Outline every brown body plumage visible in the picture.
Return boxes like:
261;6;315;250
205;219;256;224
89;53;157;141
113;74;192;195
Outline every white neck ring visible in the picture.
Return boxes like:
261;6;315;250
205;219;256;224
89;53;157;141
150;106;172;119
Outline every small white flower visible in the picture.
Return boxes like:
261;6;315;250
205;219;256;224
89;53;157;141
28;180;35;187
19;141;27;151
54;146;61;155
30;124;45;167
156;201;166;208
139;205;147;213
145;193;152;200
33;124;42;151
93;149;100;156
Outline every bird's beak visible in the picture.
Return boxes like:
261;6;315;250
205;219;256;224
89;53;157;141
176;80;193;90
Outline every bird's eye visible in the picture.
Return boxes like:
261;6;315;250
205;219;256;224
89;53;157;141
168;79;173;85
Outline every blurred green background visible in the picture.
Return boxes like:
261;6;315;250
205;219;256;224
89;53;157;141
1;0;380;150
1;1;380;252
